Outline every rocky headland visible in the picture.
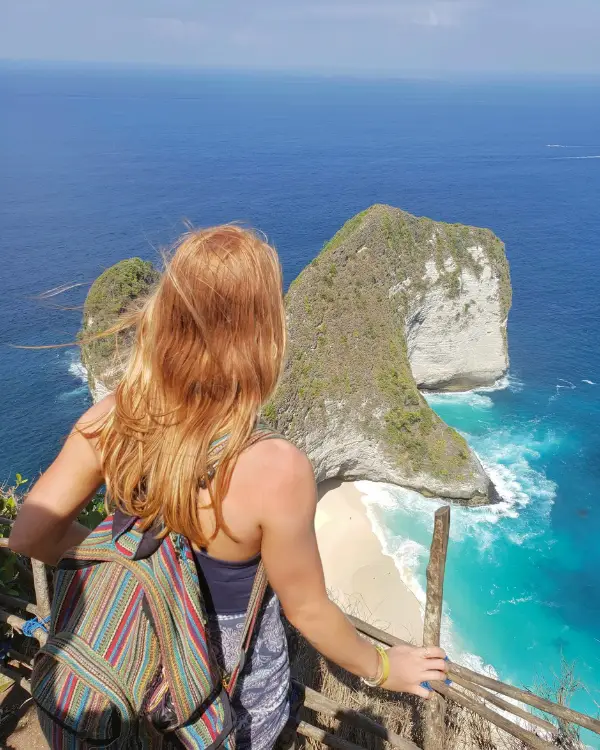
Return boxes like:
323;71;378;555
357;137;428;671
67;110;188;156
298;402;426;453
81;205;511;506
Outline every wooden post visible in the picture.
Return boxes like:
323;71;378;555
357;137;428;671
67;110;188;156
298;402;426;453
422;505;451;750
31;558;51;621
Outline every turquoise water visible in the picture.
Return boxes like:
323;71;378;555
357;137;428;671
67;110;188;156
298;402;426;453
359;375;600;745
1;65;599;744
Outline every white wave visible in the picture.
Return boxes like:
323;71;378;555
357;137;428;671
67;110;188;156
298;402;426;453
559;155;600;160
424;391;494;409
356;480;498;675
57;384;89;402
506;374;525;392
56;352;90;404
357;429;555;550
356;481;430;605
474;374;524;393
68;354;88;385
508;595;534;605
472;376;508;393
488;595;534;615
546;144;568;148
550;378;577;401
557;378;576;388
582;379;596;385
423;374;523;406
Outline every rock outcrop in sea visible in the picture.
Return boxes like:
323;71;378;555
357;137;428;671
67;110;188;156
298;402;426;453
81;205;511;506
270;205;510;505
80;257;159;400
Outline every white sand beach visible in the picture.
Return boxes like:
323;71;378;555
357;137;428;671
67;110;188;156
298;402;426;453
316;480;423;645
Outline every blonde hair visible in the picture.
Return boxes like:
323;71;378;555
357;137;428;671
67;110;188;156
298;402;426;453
87;225;286;545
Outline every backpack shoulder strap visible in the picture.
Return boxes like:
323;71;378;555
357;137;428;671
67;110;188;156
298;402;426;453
221;424;284;696
225;562;268;696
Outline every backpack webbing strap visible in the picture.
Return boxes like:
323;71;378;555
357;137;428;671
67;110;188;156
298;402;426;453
225;562;269;696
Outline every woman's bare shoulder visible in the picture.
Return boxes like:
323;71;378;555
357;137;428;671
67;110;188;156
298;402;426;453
75;393;115;430
244;437;313;480
71;394;115;454
237;437;317;515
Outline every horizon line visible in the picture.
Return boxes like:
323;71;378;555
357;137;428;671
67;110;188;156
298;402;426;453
2;58;600;83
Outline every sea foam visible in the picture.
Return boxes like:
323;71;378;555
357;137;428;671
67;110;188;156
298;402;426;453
57;352;90;403
68;353;88;385
354;377;557;682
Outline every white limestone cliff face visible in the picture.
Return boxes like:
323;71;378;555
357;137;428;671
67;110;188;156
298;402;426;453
405;248;509;391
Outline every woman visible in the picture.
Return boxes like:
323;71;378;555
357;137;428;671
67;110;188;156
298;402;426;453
10;225;447;749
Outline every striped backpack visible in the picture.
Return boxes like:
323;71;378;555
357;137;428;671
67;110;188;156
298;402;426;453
31;429;274;749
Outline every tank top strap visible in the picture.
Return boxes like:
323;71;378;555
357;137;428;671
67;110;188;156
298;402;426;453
245;422;284;448
204;423;284;476
210;422;282;451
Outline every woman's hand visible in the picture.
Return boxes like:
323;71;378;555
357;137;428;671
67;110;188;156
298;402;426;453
383;644;448;698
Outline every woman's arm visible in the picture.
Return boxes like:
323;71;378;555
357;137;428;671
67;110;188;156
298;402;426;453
259;441;447;697
9;397;113;565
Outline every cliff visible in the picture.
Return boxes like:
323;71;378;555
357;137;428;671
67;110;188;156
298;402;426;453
81;206;511;505
269;205;510;504
80;257;159;401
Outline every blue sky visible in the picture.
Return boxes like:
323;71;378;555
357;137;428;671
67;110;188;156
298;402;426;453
2;0;600;75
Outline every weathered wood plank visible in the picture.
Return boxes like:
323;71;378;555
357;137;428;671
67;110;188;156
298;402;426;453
422;506;450;750
296;681;421;750
433;681;557;750
6;649;33;668
296;721;369;750
450;673;557;736
0;609;47;646
448;663;600;736
0;664;31;694
31;559;51;620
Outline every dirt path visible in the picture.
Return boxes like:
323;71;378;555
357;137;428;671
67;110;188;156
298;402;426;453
0;684;47;750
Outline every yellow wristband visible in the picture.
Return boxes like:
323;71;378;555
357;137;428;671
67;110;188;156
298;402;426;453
362;645;390;687
377;645;390;685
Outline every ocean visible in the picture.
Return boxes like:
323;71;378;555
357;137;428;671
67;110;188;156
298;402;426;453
1;64;599;744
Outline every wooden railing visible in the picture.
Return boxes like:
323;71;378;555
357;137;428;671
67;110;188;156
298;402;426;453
350;506;600;750
1;510;599;749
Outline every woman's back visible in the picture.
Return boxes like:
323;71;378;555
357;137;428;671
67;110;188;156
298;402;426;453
193;435;307;563
10;223;448;750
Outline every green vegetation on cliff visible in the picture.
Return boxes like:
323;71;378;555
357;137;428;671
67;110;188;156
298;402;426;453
80;258;159;396
270;204;510;501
